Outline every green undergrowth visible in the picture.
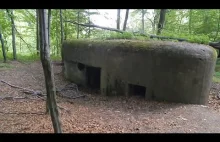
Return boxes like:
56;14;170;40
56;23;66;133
161;31;210;45
0;52;61;64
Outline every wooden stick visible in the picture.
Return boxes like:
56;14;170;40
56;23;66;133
0;111;45;115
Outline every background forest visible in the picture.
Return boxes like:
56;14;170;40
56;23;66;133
1;9;220;81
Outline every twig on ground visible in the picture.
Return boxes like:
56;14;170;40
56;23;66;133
0;111;45;115
60;94;85;99
57;105;71;114
0;80;45;97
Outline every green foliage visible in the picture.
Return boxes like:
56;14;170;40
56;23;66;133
161;31;210;44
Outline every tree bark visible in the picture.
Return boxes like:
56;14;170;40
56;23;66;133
38;9;62;133
123;9;129;31
36;10;40;55
142;9;145;33
0;26;6;63
157;9;167;35
117;9;120;30
6;9;16;60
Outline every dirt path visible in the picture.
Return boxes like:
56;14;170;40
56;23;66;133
0;61;220;133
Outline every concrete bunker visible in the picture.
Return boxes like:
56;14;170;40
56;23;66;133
62;39;217;105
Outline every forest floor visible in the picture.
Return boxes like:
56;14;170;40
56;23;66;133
0;60;220;133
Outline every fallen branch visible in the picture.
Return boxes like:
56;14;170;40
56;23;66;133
0;96;27;100
58;94;85;99
149;35;188;42
0;111;45;115
209;42;220;49
14;26;33;52
65;20;124;33
57;105;71;114
0;80;44;97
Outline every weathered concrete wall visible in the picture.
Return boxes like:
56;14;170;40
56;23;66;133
62;39;217;105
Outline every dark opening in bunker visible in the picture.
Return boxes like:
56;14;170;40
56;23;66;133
129;84;146;97
77;63;85;71
86;66;101;89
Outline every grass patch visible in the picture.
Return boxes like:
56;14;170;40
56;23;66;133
0;62;14;70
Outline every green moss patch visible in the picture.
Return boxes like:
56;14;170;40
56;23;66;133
64;39;213;53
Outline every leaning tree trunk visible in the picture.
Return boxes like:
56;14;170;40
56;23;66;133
38;9;62;133
141;9;145;33
60;9;64;63
36;10;40;55
123;9;129;31
157;9;166;35
7;9;16;60
117;9;120;30
0;28;6;63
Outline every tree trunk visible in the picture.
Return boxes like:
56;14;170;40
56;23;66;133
189;9;192;34
0;27;6;63
117;9;120;30
46;9;51;114
152;9;160;34
77;10;80;39
60;9;64;62
38;9;62;133
6;9;16;60
123;9;129;31
142;9;145;33
88;9;91;38
48;9;51;48
64;9;67;40
214;10;220;41
56;10;59;56
36;10;40;55
157;9;166;35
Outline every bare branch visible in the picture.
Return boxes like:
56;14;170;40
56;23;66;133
65;20;124;33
